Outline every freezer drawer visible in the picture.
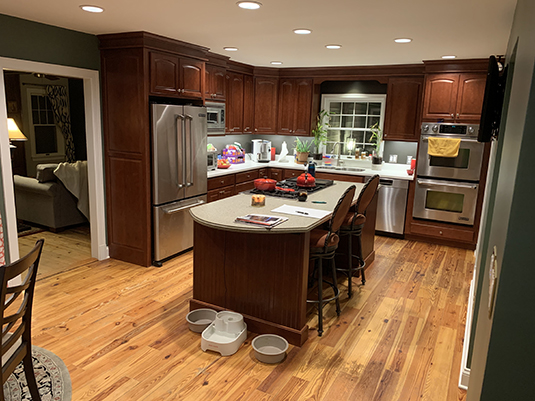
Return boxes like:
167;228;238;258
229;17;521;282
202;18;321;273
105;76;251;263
153;195;207;263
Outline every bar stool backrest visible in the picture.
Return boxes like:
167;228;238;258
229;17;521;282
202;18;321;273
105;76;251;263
0;239;44;395
327;185;357;234
356;175;380;215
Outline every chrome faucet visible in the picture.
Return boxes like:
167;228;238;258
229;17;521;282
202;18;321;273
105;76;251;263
331;142;343;165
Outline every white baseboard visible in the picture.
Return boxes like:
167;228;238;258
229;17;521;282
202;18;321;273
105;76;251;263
459;269;477;390
97;245;109;261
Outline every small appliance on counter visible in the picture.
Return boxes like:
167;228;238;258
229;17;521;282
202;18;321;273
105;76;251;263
252;139;271;162
221;143;245;164
207;144;217;171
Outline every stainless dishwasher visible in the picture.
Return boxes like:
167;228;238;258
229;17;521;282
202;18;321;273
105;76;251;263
374;178;409;235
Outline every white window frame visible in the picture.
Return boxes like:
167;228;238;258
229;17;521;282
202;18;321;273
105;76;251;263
321;93;386;156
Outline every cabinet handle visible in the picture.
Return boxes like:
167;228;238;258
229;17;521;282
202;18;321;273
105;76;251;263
220;180;224;184
450;113;454;118
439;231;443;235
255;128;258;132
456;113;459;119
245;127;250;130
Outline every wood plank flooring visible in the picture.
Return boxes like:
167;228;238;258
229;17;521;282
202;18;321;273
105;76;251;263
30;236;472;400
19;225;93;280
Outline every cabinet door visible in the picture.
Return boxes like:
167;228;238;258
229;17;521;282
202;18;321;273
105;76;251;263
243;75;254;134
277;79;296;135
212;66;227;101
180;57;204;99
227;72;244;133
422;74;459;120
456;73;486;122
269;168;283;181
383;77;424;141
293;78;313;136
150;52;180;96
254;77;279;135
204;66;212;99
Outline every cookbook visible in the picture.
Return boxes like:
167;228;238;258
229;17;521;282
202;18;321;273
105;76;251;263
235;214;288;228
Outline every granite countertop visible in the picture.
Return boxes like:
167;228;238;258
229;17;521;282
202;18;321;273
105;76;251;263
208;158;414;181
191;181;364;234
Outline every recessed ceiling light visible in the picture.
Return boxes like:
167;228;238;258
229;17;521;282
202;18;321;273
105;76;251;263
80;5;104;13
224;47;239;51
237;1;262;10
394;38;412;43
326;44;342;49
270;61;283;65
293;29;312;35
442;55;457;59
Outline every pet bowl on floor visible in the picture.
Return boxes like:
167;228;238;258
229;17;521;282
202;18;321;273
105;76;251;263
201;311;247;356
252;334;289;364
186;308;217;333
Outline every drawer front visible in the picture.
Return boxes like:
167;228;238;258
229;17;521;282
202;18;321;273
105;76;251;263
220;185;236;199
284;169;302;179
236;170;259;184
235;180;256;193
269;168;283;181
258;168;268;178
410;222;474;243
207;189;221;203
315;172;365;183
208;175;236;190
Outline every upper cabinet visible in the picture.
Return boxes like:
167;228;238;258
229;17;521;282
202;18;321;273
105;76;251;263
254;76;279;135
422;73;486;122
383;76;424;142
205;64;226;101
149;51;204;99
243;74;254;134
226;72;244;133
277;78;313;136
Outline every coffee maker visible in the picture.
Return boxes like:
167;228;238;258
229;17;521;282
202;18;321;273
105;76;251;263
252;139;271;162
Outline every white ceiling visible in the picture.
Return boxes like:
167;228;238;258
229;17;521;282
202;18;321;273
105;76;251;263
1;0;518;67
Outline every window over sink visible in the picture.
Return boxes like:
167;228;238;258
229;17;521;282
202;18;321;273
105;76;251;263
321;94;386;157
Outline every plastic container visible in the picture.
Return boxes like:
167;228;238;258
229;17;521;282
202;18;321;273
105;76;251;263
186;309;217;333
201;311;247;356
252;334;289;364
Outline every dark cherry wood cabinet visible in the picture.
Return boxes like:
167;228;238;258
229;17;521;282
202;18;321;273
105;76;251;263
277;78;313;136
383;76;424;141
254;76;279;135
205;64;226;101
226;72;244;133
423;72;486;122
269;168;283;181
243;74;254;134
150;51;204;99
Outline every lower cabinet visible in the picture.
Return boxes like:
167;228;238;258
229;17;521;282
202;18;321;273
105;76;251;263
207;185;235;202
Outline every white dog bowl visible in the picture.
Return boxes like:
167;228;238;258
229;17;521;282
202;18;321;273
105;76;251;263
252;334;289;364
186;308;217;333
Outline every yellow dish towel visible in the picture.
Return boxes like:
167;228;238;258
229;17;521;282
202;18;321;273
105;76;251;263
428;137;461;158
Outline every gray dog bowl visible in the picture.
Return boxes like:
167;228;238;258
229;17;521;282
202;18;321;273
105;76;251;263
186;308;217;333
252;334;289;364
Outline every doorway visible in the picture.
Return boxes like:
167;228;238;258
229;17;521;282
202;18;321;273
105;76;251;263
0;57;106;265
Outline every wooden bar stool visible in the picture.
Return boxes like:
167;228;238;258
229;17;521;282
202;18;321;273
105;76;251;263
307;185;356;336
338;175;380;298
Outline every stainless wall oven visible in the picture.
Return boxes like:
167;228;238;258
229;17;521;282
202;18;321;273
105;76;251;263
413;178;479;225
413;123;484;226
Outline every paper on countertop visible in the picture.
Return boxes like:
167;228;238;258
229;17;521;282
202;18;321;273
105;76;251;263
271;204;331;219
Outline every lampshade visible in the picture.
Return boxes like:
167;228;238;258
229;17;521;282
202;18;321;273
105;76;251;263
7;118;27;141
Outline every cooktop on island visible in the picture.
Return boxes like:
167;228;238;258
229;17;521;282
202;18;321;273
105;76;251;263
249;178;334;199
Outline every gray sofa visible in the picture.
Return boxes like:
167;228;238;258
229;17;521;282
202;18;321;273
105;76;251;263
14;164;88;230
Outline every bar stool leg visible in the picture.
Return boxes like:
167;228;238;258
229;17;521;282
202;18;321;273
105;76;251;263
357;234;366;285
331;257;341;316
347;233;354;298
317;257;324;336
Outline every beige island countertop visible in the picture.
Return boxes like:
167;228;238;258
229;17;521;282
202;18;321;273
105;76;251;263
190;181;364;233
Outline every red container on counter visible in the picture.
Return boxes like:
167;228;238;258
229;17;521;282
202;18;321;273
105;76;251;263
271;147;276;161
411;158;416;170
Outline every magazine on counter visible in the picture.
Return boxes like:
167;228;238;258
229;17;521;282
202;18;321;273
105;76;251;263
235;214;288;228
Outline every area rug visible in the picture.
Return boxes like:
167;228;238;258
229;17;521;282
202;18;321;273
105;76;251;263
17;225;45;238
3;345;72;401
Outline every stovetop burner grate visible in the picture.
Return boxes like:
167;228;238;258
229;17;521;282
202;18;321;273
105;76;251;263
248;178;334;198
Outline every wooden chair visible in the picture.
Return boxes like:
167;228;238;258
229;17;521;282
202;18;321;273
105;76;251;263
1;239;44;401
338;175;380;298
307;185;356;336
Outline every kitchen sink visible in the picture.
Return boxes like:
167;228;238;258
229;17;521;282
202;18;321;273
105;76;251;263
318;166;366;172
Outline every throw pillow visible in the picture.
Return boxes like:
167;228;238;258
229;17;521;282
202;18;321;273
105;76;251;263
36;164;59;183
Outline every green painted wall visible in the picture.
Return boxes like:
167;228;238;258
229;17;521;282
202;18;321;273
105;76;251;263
467;0;535;399
0;14;99;70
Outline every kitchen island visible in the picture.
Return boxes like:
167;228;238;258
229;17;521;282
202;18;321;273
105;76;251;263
190;180;377;346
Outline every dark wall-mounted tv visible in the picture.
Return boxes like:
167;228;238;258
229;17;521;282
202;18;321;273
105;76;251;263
478;55;507;142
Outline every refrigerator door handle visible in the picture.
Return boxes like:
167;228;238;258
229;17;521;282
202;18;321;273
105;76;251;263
163;199;205;214
176;114;186;189
185;114;194;187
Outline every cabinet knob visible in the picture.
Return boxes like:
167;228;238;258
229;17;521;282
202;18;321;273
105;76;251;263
450;113;454;118
220;180;224;184
456;113;459;118
255;128;258;132
245;127;250;130
439;231;443;235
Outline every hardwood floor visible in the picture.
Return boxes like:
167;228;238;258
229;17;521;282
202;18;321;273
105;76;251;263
19;225;93;281
30;236;472;400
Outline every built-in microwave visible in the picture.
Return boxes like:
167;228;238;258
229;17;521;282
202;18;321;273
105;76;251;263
206;102;225;135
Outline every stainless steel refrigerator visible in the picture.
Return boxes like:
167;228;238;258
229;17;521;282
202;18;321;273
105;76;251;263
152;103;207;265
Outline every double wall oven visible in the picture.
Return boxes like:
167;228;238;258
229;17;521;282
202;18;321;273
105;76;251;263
413;123;483;226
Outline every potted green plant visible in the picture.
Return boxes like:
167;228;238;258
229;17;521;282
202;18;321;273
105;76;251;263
294;137;311;164
311;110;330;160
369;122;384;170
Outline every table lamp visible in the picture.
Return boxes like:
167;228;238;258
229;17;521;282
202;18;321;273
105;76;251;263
7;118;27;149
